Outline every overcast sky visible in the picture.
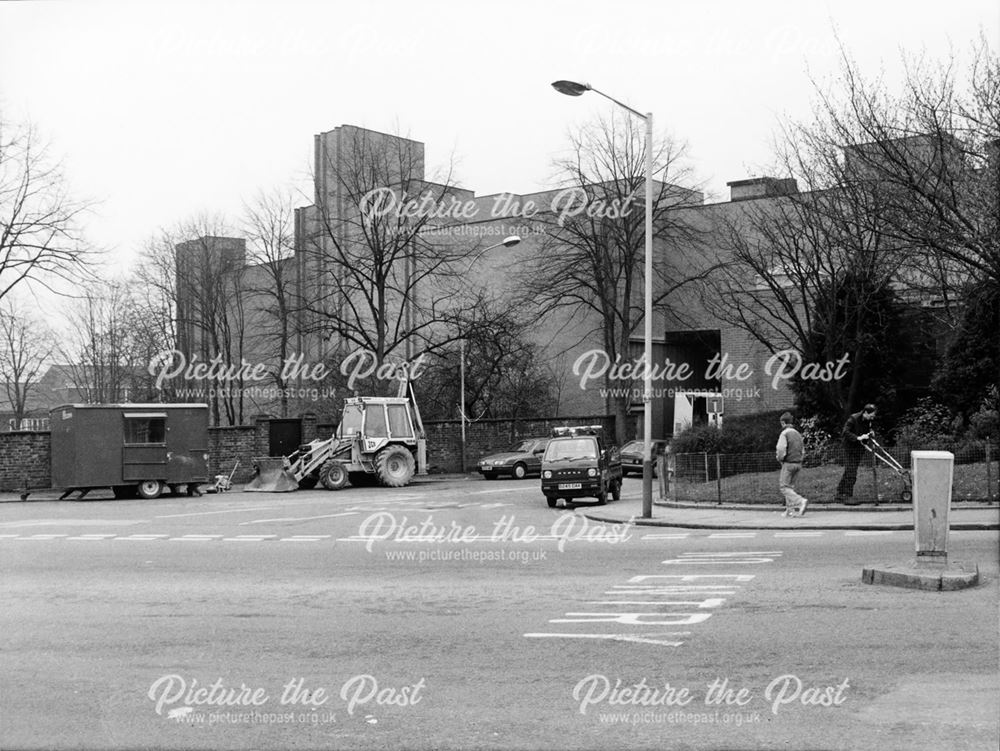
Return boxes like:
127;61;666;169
1;0;997;276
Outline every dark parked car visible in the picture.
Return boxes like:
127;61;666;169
477;438;549;480
541;426;622;507
619;439;670;477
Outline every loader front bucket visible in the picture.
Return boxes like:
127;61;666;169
245;457;299;492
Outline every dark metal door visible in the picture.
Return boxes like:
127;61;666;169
269;419;302;458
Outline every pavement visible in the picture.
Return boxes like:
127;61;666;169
582;496;1000;531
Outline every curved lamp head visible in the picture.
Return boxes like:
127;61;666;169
501;235;521;248
551;80;591;97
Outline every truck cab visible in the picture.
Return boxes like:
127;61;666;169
540;425;622;508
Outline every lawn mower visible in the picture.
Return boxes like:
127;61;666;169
862;435;913;502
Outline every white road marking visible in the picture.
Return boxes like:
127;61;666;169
469;487;530;495
0;519;145;528
66;534;118;540
156;506;279;519
116;534;169;540
662;551;783;564
523;632;691;647
641;533;691;540
775;531;824;537
844;530;896;536
586;599;727;608
20;534;69;540
708;532;758;539
280;535;332;542
222;535;278;542
239;512;359;525
172;535;224;541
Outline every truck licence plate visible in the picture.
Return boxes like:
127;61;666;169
558;483;582;490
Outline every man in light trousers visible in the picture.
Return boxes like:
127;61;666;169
776;412;808;517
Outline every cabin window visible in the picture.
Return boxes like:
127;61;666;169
387;404;413;438
365;405;388;438
124;415;166;444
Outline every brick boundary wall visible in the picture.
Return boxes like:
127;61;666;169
0;431;51;493
424;415;617;473
0;414;616;491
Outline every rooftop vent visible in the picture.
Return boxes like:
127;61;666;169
727;177;799;202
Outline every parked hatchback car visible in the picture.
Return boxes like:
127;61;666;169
619;439;670;477
477;438;549;480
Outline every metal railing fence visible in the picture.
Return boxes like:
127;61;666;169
659;441;998;505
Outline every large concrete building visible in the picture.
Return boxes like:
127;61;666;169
175;123;903;433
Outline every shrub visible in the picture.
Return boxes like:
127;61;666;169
718;410;785;454
894;398;959;448
799;416;836;467
670;424;724;454
969;386;999;440
671;410;785;456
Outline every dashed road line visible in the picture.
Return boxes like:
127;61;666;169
844;530;896;536
0;530;920;543
240;512;358;525
155;506;280;519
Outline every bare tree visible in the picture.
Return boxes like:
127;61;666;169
703;39;999;423
520;112;710;442
417;303;558;422
59;281;161;403
241;188;301;416
299;126;472;382
703;179;908;422
0;299;54;429
815;37;999;289
0;117;92;300
137;217;251;425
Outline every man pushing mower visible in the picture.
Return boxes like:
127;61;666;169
836;404;877;504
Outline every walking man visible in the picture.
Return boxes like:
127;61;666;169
836;403;877;504
776;412;808;517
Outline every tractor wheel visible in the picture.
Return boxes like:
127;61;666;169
375;445;416;487
298;474;319;490
136;480;163;500
320;460;349;490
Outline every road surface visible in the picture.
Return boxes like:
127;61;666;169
2;476;997;750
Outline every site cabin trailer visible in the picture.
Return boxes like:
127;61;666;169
50;404;210;500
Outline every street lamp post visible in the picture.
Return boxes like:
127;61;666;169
552;80;655;519
459;235;521;473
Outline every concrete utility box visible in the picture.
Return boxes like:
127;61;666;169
50;403;210;499
910;450;954;564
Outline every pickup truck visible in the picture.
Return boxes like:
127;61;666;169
540;426;623;507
